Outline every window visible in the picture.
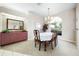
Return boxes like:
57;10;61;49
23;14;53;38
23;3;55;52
49;17;62;32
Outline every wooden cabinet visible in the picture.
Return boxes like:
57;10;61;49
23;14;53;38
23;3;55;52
0;31;28;45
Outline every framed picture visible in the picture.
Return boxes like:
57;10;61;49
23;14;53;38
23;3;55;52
6;18;24;30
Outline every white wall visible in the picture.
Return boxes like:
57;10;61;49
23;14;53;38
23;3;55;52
76;4;79;49
57;8;76;43
24;13;44;40
0;14;3;32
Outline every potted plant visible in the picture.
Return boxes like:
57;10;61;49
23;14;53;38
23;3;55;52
22;29;27;32
2;29;10;33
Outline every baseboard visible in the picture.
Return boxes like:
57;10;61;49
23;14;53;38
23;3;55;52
60;39;76;44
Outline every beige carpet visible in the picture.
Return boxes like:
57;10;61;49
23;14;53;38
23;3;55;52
1;40;55;56
1;39;79;56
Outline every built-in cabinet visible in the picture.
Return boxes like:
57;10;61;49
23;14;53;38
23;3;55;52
0;31;28;45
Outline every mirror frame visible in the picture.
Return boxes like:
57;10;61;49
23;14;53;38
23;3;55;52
6;18;24;30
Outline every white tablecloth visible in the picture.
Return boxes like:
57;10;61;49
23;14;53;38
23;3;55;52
40;32;53;41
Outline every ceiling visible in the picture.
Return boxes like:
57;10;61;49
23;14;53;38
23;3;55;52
0;3;76;17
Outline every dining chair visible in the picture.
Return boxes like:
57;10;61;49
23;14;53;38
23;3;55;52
39;32;54;51
33;30;43;51
33;30;40;47
50;32;57;47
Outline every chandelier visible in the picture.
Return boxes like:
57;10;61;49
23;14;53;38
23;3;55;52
44;8;53;24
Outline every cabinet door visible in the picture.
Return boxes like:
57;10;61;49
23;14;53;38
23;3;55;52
1;33;9;45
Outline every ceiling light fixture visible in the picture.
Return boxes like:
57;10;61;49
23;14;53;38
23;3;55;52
45;8;53;24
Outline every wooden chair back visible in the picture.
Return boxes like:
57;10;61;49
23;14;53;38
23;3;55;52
33;30;40;40
51;32;57;41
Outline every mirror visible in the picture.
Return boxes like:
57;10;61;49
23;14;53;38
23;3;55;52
6;18;24;30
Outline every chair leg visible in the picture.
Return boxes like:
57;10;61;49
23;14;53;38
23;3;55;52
39;42;41;51
51;42;53;49
35;41;36;47
54;40;57;47
44;41;46;51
